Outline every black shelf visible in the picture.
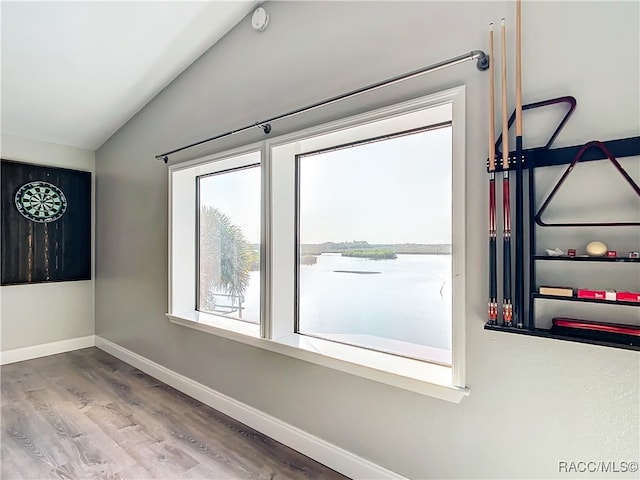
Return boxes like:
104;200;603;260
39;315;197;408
534;255;640;263
533;293;640;307
484;323;640;351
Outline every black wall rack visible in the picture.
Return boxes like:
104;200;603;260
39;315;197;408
484;94;640;350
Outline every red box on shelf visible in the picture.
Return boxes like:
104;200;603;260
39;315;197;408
616;291;640;303
577;289;616;301
606;251;617;257
567;249;577;257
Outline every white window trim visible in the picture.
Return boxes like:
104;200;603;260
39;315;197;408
168;86;468;403
168;148;262;339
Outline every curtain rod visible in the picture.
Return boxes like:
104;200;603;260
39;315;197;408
156;50;489;163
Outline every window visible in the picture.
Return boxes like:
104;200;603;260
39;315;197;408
198;165;261;324
296;125;452;364
169;149;262;338
168;87;467;402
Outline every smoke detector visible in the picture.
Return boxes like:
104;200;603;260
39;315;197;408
251;7;269;31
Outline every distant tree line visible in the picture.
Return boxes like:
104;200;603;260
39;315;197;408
300;241;451;256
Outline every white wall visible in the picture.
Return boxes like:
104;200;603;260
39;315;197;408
1;134;95;352
95;2;639;478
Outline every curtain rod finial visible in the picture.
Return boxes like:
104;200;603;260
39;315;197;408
475;51;490;71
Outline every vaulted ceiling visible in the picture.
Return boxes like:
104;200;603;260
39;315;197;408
1;1;258;150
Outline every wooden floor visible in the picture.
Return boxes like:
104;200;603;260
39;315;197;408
1;348;348;480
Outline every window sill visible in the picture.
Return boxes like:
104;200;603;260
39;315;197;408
167;312;469;404
168;310;260;338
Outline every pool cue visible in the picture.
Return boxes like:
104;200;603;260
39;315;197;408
514;0;525;328
501;18;513;327
488;23;498;326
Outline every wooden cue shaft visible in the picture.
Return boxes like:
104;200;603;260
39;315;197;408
501;18;509;169
516;0;522;136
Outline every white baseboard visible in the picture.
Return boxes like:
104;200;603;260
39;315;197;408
95;335;406;480
0;335;95;365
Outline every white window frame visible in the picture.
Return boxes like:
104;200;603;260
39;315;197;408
168;86;468;403
168;148;263;339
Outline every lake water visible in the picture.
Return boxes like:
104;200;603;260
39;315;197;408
299;254;451;357
240;254;451;360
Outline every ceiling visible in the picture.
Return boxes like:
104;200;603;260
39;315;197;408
1;1;258;150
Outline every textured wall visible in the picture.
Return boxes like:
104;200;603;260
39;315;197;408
1;134;95;351
95;2;639;478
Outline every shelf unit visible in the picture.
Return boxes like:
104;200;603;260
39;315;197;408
485;130;640;350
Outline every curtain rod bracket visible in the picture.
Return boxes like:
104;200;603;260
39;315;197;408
261;124;272;134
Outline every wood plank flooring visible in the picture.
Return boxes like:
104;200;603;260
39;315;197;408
1;348;348;480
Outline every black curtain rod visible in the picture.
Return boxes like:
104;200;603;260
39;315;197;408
156;50;489;163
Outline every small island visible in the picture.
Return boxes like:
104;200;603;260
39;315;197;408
334;270;381;274
341;249;397;260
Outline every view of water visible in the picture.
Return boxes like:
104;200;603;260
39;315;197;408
299;254;451;353
238;254;451;359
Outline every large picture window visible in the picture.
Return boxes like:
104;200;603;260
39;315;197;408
296;125;452;364
168;87;467;402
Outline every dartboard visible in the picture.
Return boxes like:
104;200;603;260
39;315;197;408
14;181;67;223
